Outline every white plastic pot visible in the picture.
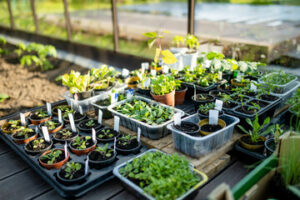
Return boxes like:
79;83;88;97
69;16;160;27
182;51;198;70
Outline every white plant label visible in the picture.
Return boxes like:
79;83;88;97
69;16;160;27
151;69;156;77
250;82;257;92
111;93;118;104
122;68;129;78
79;106;84;115
85;157;89;175
141;62;149;71
218;72;223;80
126;89;133;99
41;126;50;142
64;141;68;159
114;116;120;132
58;109;63;123
92;128;97;144
70;101;74;109
68;113;77;132
137;127;141;143
74;94;78;101
209;110;219;125
35;126;39;134
98;109;103;124
114;137;116;152
215;99;223;111
162;65;169;74
236;72;242;82
46;103;52;116
174;113;181;126
20;113;26;126
137;72;143;81
144;78;151;88
194;84;197;99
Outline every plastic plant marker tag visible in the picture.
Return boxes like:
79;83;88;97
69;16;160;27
58;109;63;123
151;69;156;77
85;157;89;175
137;127;141;143
236;73;242;82
215;99;223;111
194;84;197;99
162;65;169;74
70;101;74;109
64;142;68;159
98;109;103;125
20;113;26;126
141;62;149;70
35;126;39;134
74;93;78;101
122;68;129;78
68;113;76;132
41;126;50;143
145;78;151;88
209;110;219;125
126;89;133;99
174;113;181;126
111;93;118;104
46;103;52;116
137;72;143;80
250;82;257;92
114;116;120;132
79;106;83;115
114;137;116;153
218;72;223;80
92;128;97;144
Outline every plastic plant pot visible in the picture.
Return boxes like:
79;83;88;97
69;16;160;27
1;120;22;134
77;119;104;132
12;131;38;144
88;149;117;168
24;137;53;155
173;121;200;136
53;128;78;143
69;137;97;156
96;128;120;143
197;109;224;119
136;87;151;96
191;94;215;110
239;135;266;151
150;90;175;107
265;138;276;157
63;112;86;124
198;119;226;136
29;112;52;125
57;162;89;185
39;149;70;170
115;141;142;155
39;120;64;134
175;86;188;105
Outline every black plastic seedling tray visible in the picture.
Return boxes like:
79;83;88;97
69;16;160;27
0;102;147;199
234;142;267;160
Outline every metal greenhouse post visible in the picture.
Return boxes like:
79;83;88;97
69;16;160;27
63;0;72;41
6;0;14;29
188;0;195;35
30;0;39;33
111;0;119;52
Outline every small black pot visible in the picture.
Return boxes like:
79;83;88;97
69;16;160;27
222;72;233;81
265;138;276;157
173;121;200;136
115;142;142;155
53;128;78;143
77;119;104;132
63;112;86;124
57;162;89;185
88;149;117;168
24;138;53;155
96;128;120;143
191;94;215;110
136;87;151;96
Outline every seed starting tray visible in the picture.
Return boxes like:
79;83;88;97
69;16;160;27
0;102;147;199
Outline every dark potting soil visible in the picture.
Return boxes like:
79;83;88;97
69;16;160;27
41;152;65;164
116;139;138;150
14;131;35;139
223;101;238;109
248;100;268;108
232;95;249;102
89;151;113;161
201;124;222;132
209;90;228;98
241;136;264;146
44;121;62;131
246;91;257;97
27;140;51;151
96;98;110;106
97;128;118;140
260;94;279;102
236;106;257;115
174;122;199;133
30;113;50;120
54;130;77;140
194;94;214;101
5;121;22;131
79;119;102;130
60;163;85;180
71;138;94;149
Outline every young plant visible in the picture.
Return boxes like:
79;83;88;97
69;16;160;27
0;37;9;55
237;115;274;143
64;162;82;180
117;135;137;146
175;79;182;90
198;103;215;115
262;70;296;86
72;136;92;150
221;94;232;104
40;149;62;164
59;129;73;138
248;102;261;111
63;108;75;118
150;75;176;95
172;35;185;48
32;138;46;150
272;124;284;144
44;120;59;130
62;70;91;94
0;94;9;102
185;34;199;50
98;129;115;139
85;120;95;127
95;144;113;158
16;128;34;139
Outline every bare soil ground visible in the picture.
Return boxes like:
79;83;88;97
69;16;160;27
0;56;88;118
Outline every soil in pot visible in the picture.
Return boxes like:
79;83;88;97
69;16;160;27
116;135;139;150
193;94;215;102
236;106;258;115
248;100;269;108
231;94;250;103
201;124;223;132
89;150;114;162
96;98;110;106
239;135;266;152
58;162;86;182
39;149;67;169
54;128;78;142
40;119;63;133
209;90;229;98
12;128;37;144
64;112;86;123
241;135;264;146
199;119;226;136
173;122;200;136
29;110;51;125
25;138;52;153
78;119;103;132
1;120;23;134
217;84;233;92
260;94;279;102
52;104;71;116
223;101;238;109
70;136;95;151
97;128;119;142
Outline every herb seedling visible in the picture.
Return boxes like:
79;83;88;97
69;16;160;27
16;128;34;139
44;120;58;130
98;129;115;139
32;138;46;150
63;162;82;180
198;103;215;115
95;144;113;158
150;75;176;95
72;136;92;150
117;135;137;146
41;149;62;164
85;120;95;127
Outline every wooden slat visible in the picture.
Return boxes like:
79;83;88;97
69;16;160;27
0;151;29;180
199;154;231;179
0;169;51;200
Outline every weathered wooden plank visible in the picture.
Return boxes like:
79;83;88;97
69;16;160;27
198;154;231;179
0;169;51;200
0;151;29;180
109;190;138;200
33;178;124;200
103;118;173;149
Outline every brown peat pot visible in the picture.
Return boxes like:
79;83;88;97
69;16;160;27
39;149;70;170
151;90;175;107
